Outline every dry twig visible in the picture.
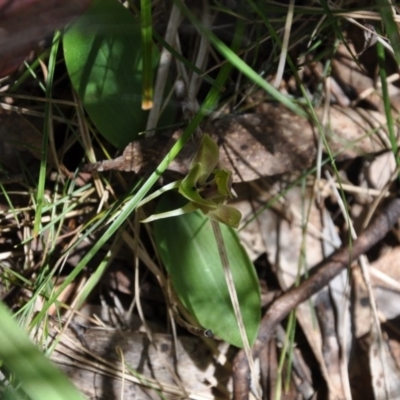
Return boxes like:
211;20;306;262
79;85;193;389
232;196;400;400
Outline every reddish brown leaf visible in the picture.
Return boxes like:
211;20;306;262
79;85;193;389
0;0;92;77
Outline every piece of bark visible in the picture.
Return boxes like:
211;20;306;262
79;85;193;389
51;327;231;399
86;104;388;183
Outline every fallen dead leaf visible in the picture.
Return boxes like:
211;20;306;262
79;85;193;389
87;103;389;183
0;0;91;77
51;326;232;400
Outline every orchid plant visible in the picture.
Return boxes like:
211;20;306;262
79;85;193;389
139;134;241;228
148;134;259;353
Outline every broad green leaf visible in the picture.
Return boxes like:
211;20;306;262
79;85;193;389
63;0;161;149
153;192;260;348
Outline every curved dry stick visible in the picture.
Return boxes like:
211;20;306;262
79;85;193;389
233;196;400;400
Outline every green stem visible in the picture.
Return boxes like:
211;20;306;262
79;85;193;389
140;0;153;109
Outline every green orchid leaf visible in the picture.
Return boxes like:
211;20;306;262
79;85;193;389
63;0;148;149
153;192;260;348
205;204;242;228
63;0;173;149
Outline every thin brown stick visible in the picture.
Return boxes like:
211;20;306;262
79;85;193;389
232;196;400;400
